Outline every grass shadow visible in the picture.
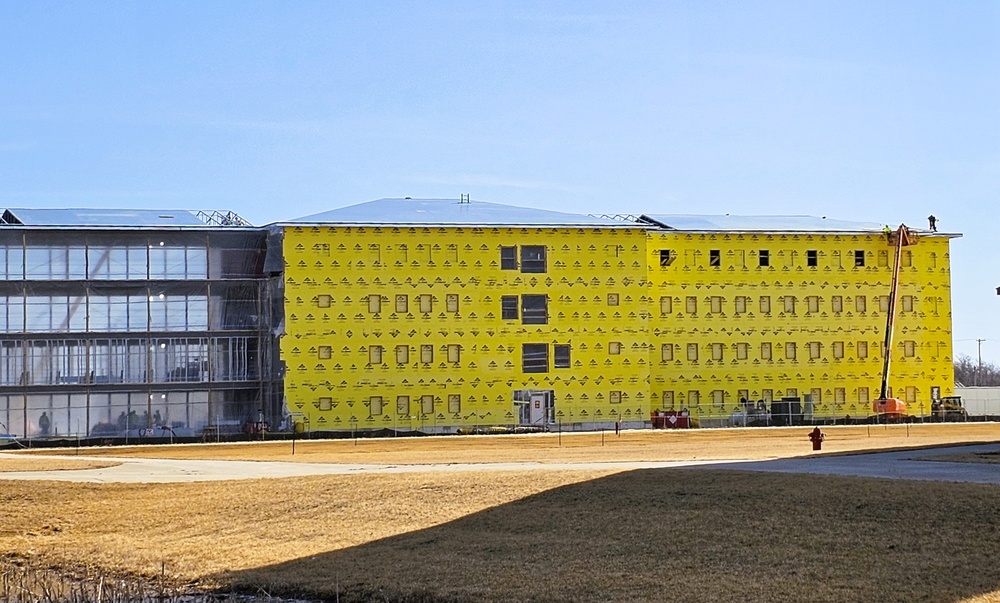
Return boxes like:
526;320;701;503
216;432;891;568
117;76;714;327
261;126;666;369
216;468;1000;602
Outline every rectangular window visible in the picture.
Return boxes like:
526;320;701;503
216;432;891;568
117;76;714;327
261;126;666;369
712;390;725;407
448;394;461;413
396;345;409;364
661;344;673;362
734;296;747;314
419;294;433;313
368;294;382;313
711;343;723;361
902;250;912;267
447;344;461;363
659;249;675;267
369;345;383;364
856;296;867;313
785;342;796;360
878;250;889;267
420;344;433;363
879;295;890;312
662;390;675;409
806;250;818;267
901;295;914;312
858;387;869;403
905;386;916;403
686;296;697;314
759;250;770;267
520;245;547;273
760;296;771;314
522;343;548;373
903;340;916;357
318;397;333;411
710;296;723;314
554;344;571;368
761;342;772;360
835;388;845;403
854;250;865;267
500;246;517;270
832;296;843;313
446;294;459;312
709;249;721;267
607;293;619;306
317;295;332;308
687;343;698;361
736;343;749;360
688;390;700;407
318;345;332;360
762;389;773;402
833;341;844;359
501;295;518;320
857;341;868;359
395;294;408;313
810;388;822;404
809;342;821;360
370;396;383;415
421;394;434;414
807;296;819;313
396;395;410;415
784;296;796;314
521;294;548;325
660;296;672;315
609;341;622;355
609;391;622;404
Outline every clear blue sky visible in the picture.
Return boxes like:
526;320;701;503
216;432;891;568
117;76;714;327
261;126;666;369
1;1;998;361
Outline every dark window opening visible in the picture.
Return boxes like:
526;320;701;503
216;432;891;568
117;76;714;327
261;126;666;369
854;250;865;267
501;295;518;320
759;250;769;267
554;344;571;368
500;246;517;270
807;250;818;267
521;294;548;325
522;343;548;373
520;245;547;273
659;249;675;267
709;249;721;267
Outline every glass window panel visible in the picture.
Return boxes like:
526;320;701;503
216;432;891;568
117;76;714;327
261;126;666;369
128;296;148;331
68;296;86;331
149;245;168;279
165;247;187;278
128;247;147;279
186;247;208;279
2;247;24;279
68;247;87;279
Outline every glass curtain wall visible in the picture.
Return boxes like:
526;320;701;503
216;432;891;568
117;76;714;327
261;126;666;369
0;229;273;439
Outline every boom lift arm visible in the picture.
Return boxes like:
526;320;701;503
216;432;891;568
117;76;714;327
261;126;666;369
873;225;913;418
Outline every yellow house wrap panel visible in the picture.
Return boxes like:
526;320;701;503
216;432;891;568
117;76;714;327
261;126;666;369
281;224;650;432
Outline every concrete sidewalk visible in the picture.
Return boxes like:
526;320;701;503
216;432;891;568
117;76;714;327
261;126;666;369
707;443;1000;484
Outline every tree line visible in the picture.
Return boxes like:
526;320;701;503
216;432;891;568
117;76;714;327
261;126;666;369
954;354;1000;386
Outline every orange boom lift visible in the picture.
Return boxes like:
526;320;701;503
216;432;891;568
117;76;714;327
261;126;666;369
872;225;914;420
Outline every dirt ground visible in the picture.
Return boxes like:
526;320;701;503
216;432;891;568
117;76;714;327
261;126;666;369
24;422;1000;465
0;456;119;473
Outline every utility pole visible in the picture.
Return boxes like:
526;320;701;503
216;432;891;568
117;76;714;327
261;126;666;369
977;339;986;386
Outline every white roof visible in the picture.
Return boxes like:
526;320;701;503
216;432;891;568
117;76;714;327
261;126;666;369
641;214;886;232
285;198;638;228
2;208;208;227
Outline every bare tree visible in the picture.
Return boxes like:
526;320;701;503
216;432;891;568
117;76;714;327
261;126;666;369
954;354;1000;386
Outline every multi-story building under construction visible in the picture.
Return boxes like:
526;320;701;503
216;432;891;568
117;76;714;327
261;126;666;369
0;198;958;437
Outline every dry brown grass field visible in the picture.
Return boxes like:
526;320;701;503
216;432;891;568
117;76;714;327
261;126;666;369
0;455;119;472
3;424;1000;602
33;422;1000;465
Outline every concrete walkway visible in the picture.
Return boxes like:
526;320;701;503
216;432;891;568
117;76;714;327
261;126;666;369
708;442;1000;485
2;443;999;484
0;454;740;483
